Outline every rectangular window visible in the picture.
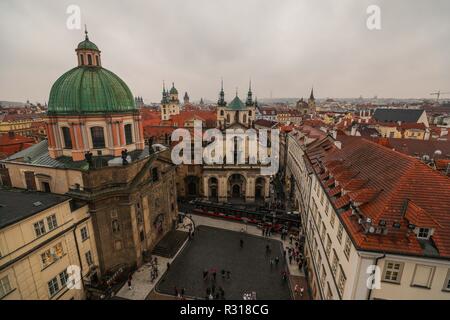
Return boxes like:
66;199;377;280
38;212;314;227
59;270;69;288
34;220;46;237
326;235;332;258
330;212;336;228
411;264;435;288
321;222;326;240
41;243;64;268
0;276;12;298
338;266;347;295
382;261;404;284
90;127;105;149
337;223;343;243
48;277;59;297
344;235;352;260
326;282;333;300
443;269;450;292
125;124;133;145
61;127;73;149
417;228;431;239
321;265;327;288
331;251;339;276
85;250;93;266
80;226;89;241
47;215;58;231
24;171;36;190
42;182;51;193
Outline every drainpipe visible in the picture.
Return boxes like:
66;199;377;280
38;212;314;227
367;253;386;300
72;227;85;293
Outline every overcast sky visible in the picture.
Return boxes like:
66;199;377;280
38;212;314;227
1;0;449;103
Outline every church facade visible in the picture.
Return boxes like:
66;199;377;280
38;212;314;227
176;83;272;203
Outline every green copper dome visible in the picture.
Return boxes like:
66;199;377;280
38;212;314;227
48;66;137;115
227;96;246;110
77;39;99;51
169;83;178;95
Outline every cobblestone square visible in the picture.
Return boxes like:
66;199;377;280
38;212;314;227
156;225;292;300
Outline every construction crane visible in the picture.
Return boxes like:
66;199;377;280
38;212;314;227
430;90;450;101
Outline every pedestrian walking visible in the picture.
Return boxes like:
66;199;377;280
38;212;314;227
226;270;231;279
300;287;304;298
289;255;293;264
181;288;185;297
203;269;208;280
127;273;132;290
275;256;279;265
283;250;287;258
240;239;244;248
174;287;179;297
221;269;226;279
289;234;293;244
294;284;299;297
166;262;171;271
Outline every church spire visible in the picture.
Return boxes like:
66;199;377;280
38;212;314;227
218;78;226;106
84;24;89;40
246;79;253;106
309;86;315;100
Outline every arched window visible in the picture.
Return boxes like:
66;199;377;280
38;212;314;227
220;110;224;116
87;54;92;66
124;124;133;145
249;110;252;116
80;54;84;65
95;55;99;66
61;127;72;149
90;127;105;149
243;114;247;123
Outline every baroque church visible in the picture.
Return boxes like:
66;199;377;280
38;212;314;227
176;82;272;204
1;32;179;283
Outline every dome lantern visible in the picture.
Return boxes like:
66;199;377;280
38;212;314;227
75;26;101;67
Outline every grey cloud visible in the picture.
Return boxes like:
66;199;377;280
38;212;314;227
0;0;449;103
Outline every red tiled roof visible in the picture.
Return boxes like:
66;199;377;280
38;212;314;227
306;135;450;258
404;201;441;229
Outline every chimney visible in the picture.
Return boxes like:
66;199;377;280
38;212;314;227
424;128;430;140
330;130;337;140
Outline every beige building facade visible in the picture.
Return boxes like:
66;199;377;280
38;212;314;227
0;189;98;300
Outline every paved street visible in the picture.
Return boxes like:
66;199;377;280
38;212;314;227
116;213;309;300
156;225;291;300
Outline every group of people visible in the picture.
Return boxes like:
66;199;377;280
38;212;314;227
203;268;228;300
262;226;273;237
286;241;304;272
149;257;159;283
174;287;187;300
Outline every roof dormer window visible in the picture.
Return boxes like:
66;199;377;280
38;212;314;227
416;227;432;240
